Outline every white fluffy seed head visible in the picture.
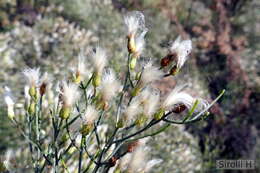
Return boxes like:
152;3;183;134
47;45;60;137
163;91;194;109
82;105;99;124
124;11;145;36
100;69;121;102
22;67;41;87
140;62;163;86
162;85;208;112
137;87;150;103
90;47;107;74
77;53;86;76
41;72;51;84
143;90;160;118
60;81;80;107
128;146;147;172
134;29;147;57
170;36;192;69
124;99;141;123
4;86;14;106
24;85;30;102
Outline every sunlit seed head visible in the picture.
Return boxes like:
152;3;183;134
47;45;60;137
72;53;87;84
137;87;151;104
162;85;208;112
82;105;98;125
24;85;30;103
124;99;141;123
119;153;132;171
133;29;147;58
169;36;192;69
90;46;107;74
143;90;160;118
128;146;147;172
162;85;193;109
124;11;146;37
22;67;41;87
140;62;163;86
100;69;121;102
60;81;80;107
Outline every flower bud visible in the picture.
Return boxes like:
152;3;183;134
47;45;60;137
29;86;37;99
96;100;109;111
131;86;141;97
154;108;165;120
80;123;93;136
73;71;81;84
59;106;71;119
28;101;36;115
130;57;137;70
114;168;121;173
68;146;77;154
60;134;69;146
135;71;141;80
92;73;101;87
169;65;179;76
135;114;147;126
116;118;124;128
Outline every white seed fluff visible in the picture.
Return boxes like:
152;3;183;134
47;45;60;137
22;67;41;87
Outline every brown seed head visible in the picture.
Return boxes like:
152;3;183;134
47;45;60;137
127;141;139;153
172;104;187;113
108;156;118;167
160;53;177;67
40;83;47;96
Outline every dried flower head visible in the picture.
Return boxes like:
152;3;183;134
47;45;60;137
142;89;160;118
128;146;147;172
24;85;30;104
100;69;121;102
133;29;147;58
124;11;145;37
140;62;163;86
22;67;41;87
40;72;51;96
162;85;208;112
60;81;80;107
72;53;87;83
123;99;141;123
82;105;99;125
169;36;192;69
90;46;107;74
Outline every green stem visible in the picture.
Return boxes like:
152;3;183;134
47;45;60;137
78;136;85;173
116;53;131;124
126;123;170;142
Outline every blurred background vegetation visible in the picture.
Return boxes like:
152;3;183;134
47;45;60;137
0;0;259;172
